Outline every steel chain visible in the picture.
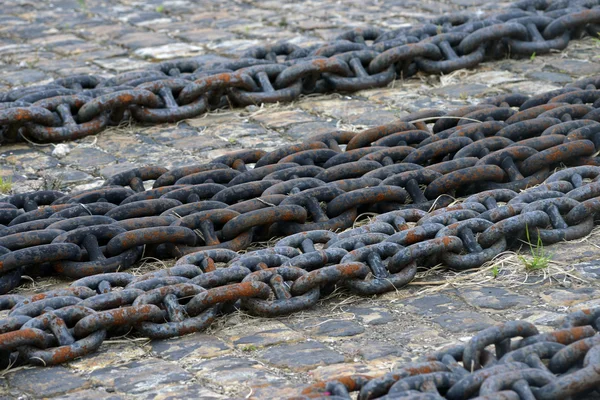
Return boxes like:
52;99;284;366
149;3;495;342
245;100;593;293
1;74;600;384
295;314;600;399
0;11;599;397
1;0;600;142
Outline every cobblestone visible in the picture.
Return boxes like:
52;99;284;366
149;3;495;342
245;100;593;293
1;0;600;398
433;310;497;333
458;287;531;311
89;359;192;395
6;367;90;398
150;334;232;360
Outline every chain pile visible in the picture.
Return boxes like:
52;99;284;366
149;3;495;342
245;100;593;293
1;74;600;375
296;307;600;399
0;0;600;143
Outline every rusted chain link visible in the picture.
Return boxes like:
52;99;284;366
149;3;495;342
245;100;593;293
1;0;600;142
295;310;600;399
1;71;600;400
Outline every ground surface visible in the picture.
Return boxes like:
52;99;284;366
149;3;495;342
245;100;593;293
2;0;600;399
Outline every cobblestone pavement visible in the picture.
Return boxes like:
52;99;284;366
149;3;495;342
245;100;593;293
2;0;600;399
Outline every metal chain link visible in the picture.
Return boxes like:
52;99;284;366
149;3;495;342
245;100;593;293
1;74;600;394
1;2;600;397
1;0;600;143
296;311;600;399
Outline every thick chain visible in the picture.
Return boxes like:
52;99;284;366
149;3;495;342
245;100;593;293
1;3;600;396
1;0;600;142
296;309;600;399
1;74;600;389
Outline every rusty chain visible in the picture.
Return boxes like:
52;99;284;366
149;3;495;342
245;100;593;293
296;309;600;399
1;0;600;142
0;73;600;399
0;4;599;399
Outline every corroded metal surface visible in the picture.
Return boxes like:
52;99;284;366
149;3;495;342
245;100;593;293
2;0;600;398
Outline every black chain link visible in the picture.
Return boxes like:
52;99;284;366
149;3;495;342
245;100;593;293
1;1;600;397
1;74;600;395
1;0;600;143
296;315;600;399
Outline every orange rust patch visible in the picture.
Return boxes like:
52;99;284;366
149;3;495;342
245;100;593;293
118;93;135;103
50;345;79;364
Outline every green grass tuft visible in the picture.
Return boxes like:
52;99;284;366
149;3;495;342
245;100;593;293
491;265;499;278
0;177;12;194
517;224;551;271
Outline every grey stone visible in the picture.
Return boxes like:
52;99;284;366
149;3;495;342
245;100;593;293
546;59;600;75
515;309;567;327
169;135;229;152
347;306;394;325
450;0;493;5
119;12;172;26
546;241;600;264
431;84;489;98
257;341;345;370
41;169;94;187
115;32;174;50
574;259;600;279
0;69;49;85
251;110;321;129
90;359;192;394
540;288;600;307
459;287;532;310
344;340;405;361
93;57;151;72
284;121;338;140
401;294;461;317
232;327;304;348
191;356;286;385
526;71;572;84
6;366;90;397
300;98;397;126
53;389;124;400
134;384;226;400
146;128;204;144
433;311;496;333
347;110;398;126
96;134;165;159
150;333;231;360
205;39;261;56
2;148;59;171
70;48;129;61
99;162;138;178
62;148;116;169
175;28;236;44
134;43;204;60
313;320;365;337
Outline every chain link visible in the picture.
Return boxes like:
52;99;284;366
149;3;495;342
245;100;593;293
1;73;600;390
296;316;600;399
1;1;600;396
1;0;600;142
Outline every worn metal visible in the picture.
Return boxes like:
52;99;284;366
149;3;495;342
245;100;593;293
1;53;600;400
1;0;600;143
297;308;600;399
